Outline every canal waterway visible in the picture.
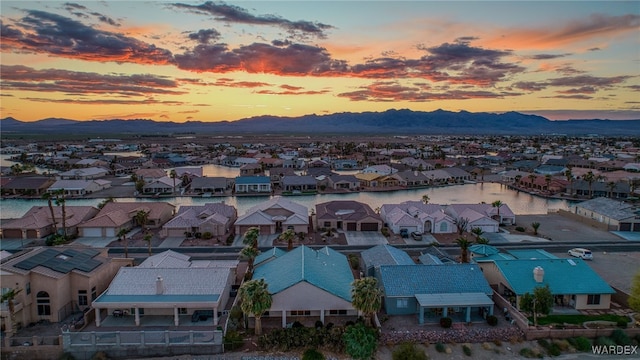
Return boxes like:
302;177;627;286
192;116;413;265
0;182;574;219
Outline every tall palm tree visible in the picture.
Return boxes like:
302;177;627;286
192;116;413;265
491;200;503;225
351;277;382;327
455;236;473;263
1;287;22;333
514;175;522;187
607;181;617;198
42;192;58;235
528;173;536;189
544;174;552;192
564;169;573;196
583;171;596;198
240;246;260;274
117;228;129;258
238;279;272;335
475;237;490;245
421;194;430;204
471;227;484;241
143;232;153;256
281;229;296;251
135;210;149;232
243;227;260;250
54;189;67;237
170;169;177;194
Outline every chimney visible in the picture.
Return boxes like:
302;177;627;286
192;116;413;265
156;276;164;295
533;266;544;283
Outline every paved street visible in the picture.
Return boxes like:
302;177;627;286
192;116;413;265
231;234;279;247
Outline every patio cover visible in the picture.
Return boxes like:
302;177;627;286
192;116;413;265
415;292;494;324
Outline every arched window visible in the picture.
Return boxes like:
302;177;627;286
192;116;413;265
37;291;51;316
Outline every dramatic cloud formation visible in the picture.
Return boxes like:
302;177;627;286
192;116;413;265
188;28;221;44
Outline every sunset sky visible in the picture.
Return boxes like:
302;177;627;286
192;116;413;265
1;1;638;122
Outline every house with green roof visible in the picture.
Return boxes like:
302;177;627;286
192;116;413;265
378;264;494;324
252;245;356;327
478;258;615;310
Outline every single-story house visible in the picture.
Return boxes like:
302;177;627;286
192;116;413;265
234;176;271;194
380;201;456;234
161;203;237;238
78;202;175;237
445;203;515;228
571;197;640;231
2;176;56;196
326;174;360;191
252;245;356;327
379;264;494;324
57;167;109;180
47;179;111;196
142;176;181;195
315;200;382;232
281;175;317;194
189;177;232;194
478;258;615;310
235;197;308;235
2;206;100;239
361;244;415;278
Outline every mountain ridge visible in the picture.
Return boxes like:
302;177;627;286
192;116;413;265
1;109;638;136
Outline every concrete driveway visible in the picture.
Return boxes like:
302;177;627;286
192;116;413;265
73;236;117;248
343;231;388;246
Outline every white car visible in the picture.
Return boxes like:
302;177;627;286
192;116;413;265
568;248;593;260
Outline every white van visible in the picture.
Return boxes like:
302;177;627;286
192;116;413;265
568;248;593;260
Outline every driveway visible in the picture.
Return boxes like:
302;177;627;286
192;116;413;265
343;231;388;246
232;234;279;247
73;236;117;248
158;237;185;248
484;232;550;244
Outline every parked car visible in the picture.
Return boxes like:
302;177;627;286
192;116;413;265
568;248;593;260
399;229;409;238
411;231;423;240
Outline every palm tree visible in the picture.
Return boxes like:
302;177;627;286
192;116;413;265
243;227;260;250
54;189;67;238
564;169;574;196
143;232;153;256
1;287;22;333
491;200;503;225
238;279;272;335
281;229;296;251
583;171;596;198
471;227;484;241
42;192;58;235
455;236;473;263
454;217;469;235
475;237;490;245
514;174;522;187
117;228;129;258
135;210;149;232
240;245;260;274
421;194;430;204
170;169;177;194
528;173;536;188
351;277;382;327
607;181;616;198
544;174;552;193
531;222;541;235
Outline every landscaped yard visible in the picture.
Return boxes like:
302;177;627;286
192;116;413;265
534;314;630;326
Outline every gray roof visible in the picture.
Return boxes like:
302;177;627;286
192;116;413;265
361;245;414;269
574;197;637;221
282;175;317;185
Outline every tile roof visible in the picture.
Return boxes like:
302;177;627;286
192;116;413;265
507;249;558;260
379;264;492;297
253;245;354;301
361;244;415;269
254;247;287;266
316;200;381;222
235;176;270;184
574;197;637;221
493;258;615;295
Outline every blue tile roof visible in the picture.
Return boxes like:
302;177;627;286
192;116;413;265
507;249;558;260
493;258;615;295
253;245;354;301
255;247;287;266
361;244;415;269
235;176;270;184
379;264;492;297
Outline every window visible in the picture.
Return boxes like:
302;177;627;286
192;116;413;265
91;286;97;301
396;298;408;309
37;291;51;316
440;222;448;232
324;222;331;228
78;290;88;306
329;309;347;315
26;282;31;295
587;294;601;305
179;308;188;315
291;310;311;316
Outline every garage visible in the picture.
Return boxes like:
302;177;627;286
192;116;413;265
400;226;418;233
361;222;380;231
259;225;271;234
26;229;39;238
82;228;103;237
346;222;357;231
2;229;23;239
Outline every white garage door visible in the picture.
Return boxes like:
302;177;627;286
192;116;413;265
105;228;116;237
83;228;102;237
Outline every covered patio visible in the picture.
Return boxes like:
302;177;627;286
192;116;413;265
416;292;495;324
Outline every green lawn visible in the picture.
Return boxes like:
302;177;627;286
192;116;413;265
533;314;630;326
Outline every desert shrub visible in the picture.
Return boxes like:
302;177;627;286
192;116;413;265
343;322;378;360
302;348;325;360
202;231;213;239
493;339;502;346
435;342;445;353
573;337;591;352
348;254;360;270
610;329;631;345
226;234;235;245
292;321;304;328
537;339;550;349
315;320;324;329
381;227;390;237
463;344;472;356
392;342;427;360
482;342;492;350
554;339;570;351
486;315;498;326
439;317;452;328
224;330;243;351
595;336;616;347
59;353;77;360
515;226;526;232
617;320;628;328
547;342;561;356
519;348;536;358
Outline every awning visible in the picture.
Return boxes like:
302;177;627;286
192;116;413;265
415;292;494;307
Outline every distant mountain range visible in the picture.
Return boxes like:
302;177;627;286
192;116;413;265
2;109;639;136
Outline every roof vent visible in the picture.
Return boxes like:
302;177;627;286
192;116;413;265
567;259;576;266
533;266;544;283
156;276;164;295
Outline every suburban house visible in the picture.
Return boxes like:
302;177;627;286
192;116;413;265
361;244;415;279
571;197;640;231
391;171;431;187
380;201;456;234
0;247;131;335
378;264;494;324
78;202;175;237
268;167;297;189
326;174;360;191
134;168;167;181
252;245;356;328
2;205;100;239
161;203;237;238
47;179;111;196
234;197;309;235
234;176;271;195
57;167;109;180
142;176;181;195
281;175;317;194
2;176;56;196
189;177;232;195
315;200;383;232
477;257;615;310
92;250;236;327
361;164;397;175
354;173;381;188
445;203;515;229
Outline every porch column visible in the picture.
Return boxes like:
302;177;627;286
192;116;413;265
174;307;179;326
419;307;424;324
281;311;287;328
466;307;471;323
442;307;448;317
95;308;101;327
134;307;140;326
213;307;219;326
320;309;325;324
488;306;494;316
